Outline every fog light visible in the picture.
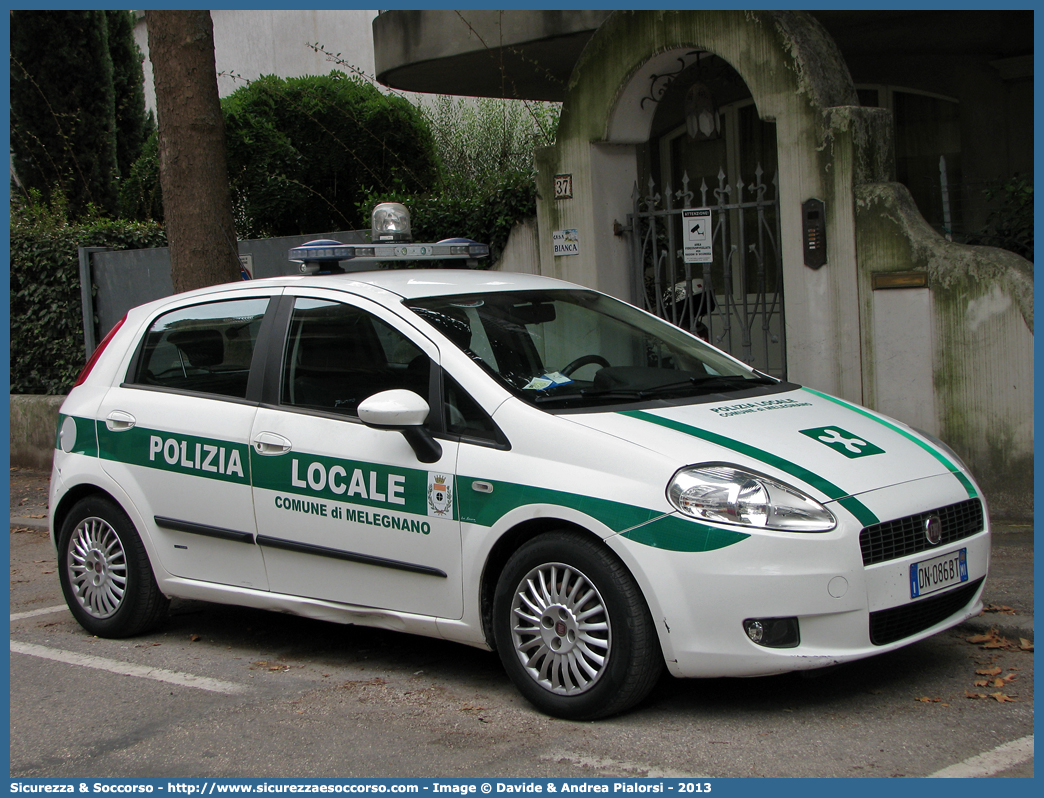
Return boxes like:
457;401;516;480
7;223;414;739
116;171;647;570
743;617;800;648
745;620;765;644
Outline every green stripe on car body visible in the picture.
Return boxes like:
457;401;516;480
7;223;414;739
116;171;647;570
444;476;750;552
456;477;749;552
619;514;749;552
800;387;978;499
252;448;435;518
620;409;880;527
73;416;744;553
96;423;252;485
457;477;660;533
54;414;99;457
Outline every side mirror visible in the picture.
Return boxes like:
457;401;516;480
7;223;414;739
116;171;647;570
358;390;442;464
358;389;430;428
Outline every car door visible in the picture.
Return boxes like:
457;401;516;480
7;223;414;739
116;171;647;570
97;293;277;590
249;290;463;619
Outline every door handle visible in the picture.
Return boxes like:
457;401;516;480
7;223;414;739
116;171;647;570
252;431;292;456
105;410;136;431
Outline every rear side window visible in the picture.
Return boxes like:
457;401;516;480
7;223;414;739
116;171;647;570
281;298;430;416
131;298;270;398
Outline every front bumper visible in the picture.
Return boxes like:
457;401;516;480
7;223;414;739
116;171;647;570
609;474;989;678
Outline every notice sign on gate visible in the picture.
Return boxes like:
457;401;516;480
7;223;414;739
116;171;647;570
683;208;713;263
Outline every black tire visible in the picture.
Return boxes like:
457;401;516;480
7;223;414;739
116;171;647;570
492;531;662;720
58;496;169;638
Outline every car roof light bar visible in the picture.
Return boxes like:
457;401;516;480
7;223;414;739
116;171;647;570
289;238;490;274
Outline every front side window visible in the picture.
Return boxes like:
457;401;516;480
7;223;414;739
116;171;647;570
443;373;500;443
132;298;270;398
408;290;774;409
281;298;430;416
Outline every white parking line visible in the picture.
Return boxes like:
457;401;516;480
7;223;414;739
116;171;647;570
10;640;249;695
928;735;1034;778
10;604;69;622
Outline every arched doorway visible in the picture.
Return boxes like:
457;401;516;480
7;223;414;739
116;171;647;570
537;10;868;400
629;53;785;376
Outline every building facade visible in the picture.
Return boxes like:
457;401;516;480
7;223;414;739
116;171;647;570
133;9;380;112
374;10;1033;517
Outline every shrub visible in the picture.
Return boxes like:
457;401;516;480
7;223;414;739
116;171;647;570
106;9;152;183
222;72;440;238
11;11;121;218
359;95;557;265
118;131;163;222
973;174;1033;262
10;192;167;394
359;175;536;267
424;94;558;195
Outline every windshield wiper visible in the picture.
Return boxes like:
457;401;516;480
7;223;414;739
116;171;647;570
627;373;778;397
533;374;777;404
533;389;644;405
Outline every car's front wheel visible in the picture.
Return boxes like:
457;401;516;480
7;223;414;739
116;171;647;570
493;531;662;719
58;496;169;638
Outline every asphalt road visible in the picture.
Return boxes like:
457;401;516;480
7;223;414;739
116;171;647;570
9;468;1034;779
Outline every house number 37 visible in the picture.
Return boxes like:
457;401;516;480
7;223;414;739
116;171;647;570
554;174;573;199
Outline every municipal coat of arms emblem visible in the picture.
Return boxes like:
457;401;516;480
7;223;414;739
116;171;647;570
427;473;453;517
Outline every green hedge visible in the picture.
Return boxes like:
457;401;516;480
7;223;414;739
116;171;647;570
11;200;166;394
222;73;440;238
358;172;537;268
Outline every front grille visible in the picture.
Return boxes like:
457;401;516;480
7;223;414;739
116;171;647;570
869;577;984;645
860;499;984;566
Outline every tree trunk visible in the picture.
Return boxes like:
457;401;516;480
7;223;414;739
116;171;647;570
146;10;240;292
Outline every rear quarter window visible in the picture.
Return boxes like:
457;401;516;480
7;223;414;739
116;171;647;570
130;298;270;398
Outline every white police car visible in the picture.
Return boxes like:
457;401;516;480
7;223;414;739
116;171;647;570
51;214;989;719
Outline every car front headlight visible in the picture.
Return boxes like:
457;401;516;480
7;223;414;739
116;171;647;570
667;464;836;532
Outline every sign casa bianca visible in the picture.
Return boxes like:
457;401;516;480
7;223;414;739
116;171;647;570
553;229;580;256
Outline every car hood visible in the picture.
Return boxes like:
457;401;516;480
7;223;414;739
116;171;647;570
560;386;977;523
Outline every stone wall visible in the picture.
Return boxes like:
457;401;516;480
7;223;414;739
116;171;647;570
855;183;1034;520
10;395;64;472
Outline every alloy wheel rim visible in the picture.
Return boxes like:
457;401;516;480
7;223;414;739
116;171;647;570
67;517;127;619
509;562;611;695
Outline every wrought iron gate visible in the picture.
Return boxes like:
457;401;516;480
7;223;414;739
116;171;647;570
626;165;786;378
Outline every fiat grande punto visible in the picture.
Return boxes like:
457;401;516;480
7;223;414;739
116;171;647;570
51;269;989;719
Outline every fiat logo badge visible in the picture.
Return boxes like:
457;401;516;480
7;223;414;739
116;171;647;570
924;515;943;545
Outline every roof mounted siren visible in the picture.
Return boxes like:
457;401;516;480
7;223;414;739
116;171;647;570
289;203;490;274
371;202;412;243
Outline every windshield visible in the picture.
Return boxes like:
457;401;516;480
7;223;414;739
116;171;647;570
406;289;777;409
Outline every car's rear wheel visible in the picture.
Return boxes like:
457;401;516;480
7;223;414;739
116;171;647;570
493;531;662;719
58;496;169;638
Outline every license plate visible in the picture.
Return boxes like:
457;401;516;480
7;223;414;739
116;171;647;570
910;548;968;598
